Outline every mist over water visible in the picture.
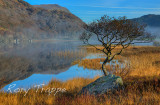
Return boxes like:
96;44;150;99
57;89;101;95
0;26;158;90
146;26;160;39
4;40;81;57
0;40;85;89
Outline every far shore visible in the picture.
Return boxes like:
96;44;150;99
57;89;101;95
33;39;80;43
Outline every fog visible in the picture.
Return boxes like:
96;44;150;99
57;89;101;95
146;26;160;40
0;40;85;88
0;26;159;89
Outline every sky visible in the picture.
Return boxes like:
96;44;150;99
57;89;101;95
24;0;160;23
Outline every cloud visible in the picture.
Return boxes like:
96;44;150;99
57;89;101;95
111;7;160;10
69;5;160;10
67;5;106;8
72;10;160;15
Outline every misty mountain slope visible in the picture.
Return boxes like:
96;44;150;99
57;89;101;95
0;0;85;40
132;14;160;27
131;14;160;38
33;4;70;13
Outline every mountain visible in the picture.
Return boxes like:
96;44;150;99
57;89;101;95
33;4;70;13
131;14;160;27
131;14;160;38
0;0;85;42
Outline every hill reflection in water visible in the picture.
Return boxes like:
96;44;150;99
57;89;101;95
2;65;103;92
0;40;85;89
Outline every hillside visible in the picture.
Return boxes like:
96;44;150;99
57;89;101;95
33;4;70;13
0;0;85;42
131;14;160;27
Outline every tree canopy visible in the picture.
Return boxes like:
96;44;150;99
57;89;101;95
80;15;153;76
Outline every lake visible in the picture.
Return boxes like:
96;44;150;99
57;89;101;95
0;40;104;92
0;40;153;92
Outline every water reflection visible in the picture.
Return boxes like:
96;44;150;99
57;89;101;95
0;41;85;89
2;65;103;92
0;40;151;92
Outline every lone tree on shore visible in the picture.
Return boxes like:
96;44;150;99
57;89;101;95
80;15;153;76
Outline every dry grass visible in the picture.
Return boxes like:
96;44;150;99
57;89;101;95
0;77;99;105
0;46;160;105
76;46;160;77
0;76;160;105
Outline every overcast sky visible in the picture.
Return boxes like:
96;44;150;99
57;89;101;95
24;0;160;23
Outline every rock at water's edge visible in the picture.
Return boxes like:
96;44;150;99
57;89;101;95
79;74;123;95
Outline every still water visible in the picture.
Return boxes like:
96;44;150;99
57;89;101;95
0;40;104;92
2;64;103;92
0;40;153;92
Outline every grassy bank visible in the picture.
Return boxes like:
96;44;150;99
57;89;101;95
0;76;160;105
0;46;160;105
76;46;160;78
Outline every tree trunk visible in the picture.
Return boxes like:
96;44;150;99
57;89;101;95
102;58;109;76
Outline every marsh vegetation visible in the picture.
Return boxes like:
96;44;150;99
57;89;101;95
0;44;160;105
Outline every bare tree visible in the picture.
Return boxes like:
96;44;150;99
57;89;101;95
80;15;153;76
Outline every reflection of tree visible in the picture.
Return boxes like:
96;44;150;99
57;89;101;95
80;15;153;76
